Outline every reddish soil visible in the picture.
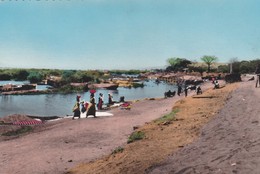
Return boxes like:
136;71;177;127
0;82;213;174
3;79;258;174
148;79;260;174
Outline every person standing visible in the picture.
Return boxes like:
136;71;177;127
255;64;260;87
108;93;114;106
184;86;188;97
87;93;97;118
72;95;81;119
97;93;103;110
177;84;182;96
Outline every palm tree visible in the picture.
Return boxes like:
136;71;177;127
201;55;218;72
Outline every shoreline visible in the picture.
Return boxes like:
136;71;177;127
0;81;216;174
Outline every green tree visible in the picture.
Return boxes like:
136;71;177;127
239;61;251;74
217;65;229;73
27;72;44;83
166;57;192;72
12;69;29;81
201;55;218;72
61;70;76;83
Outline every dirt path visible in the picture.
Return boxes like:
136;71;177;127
148;80;260;174
0;83;210;174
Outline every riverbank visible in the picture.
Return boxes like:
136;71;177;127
69;81;239;174
0;81;219;174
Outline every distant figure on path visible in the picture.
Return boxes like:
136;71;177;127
87;93;97;118
184;86;188;97
177;84;182;96
255;64;260;87
213;80;219;89
196;85;202;95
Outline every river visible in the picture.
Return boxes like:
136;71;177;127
0;80;177;118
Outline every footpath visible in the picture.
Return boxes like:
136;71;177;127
149;80;260;174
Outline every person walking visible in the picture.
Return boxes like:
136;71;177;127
255;64;260;87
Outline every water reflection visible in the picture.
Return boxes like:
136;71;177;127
0;80;177;117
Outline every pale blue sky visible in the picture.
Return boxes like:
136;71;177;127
0;0;260;70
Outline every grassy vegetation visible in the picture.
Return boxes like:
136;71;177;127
54;84;88;93
111;146;124;155
132;82;144;88
2;126;33;136
127;131;145;144
155;109;179;124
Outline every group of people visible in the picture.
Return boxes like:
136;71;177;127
164;83;202;98
72;92;116;119
72;93;97;119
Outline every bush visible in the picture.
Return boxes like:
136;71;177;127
132;82;144;88
2;126;33;136
27;72;44;83
155;109;179;124
127;131;145;144
111;146;124;154
225;74;241;83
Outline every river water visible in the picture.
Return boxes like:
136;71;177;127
0;80;177;118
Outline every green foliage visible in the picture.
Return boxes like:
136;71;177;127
217;65;229;73
0;72;12;80
155;109;179;124
2;126;33;136
61;70;95;84
188;65;207;75
55;84;87;93
132;82;144;88
166;57;192;72
109;69;147;75
127;131;145;144
12;69;29;80
111;146;124;155
201;55;218;72
27;72;44;83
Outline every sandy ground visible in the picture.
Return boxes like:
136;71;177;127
69;80;237;174
149;79;260;174
0;82;213;174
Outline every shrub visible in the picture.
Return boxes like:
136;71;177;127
127;131;145;144
155;109;179;124
132;82;144;88
2;126;33;136
112;146;124;154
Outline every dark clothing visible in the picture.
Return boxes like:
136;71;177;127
97;96;103;110
255;65;260;87
87;97;96;117
177;86;182;96
196;86;202;95
73;102;80;119
108;95;115;106
184;87;188;97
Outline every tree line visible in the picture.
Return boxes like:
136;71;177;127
1;57;259;84
0;68;147;84
166;56;260;74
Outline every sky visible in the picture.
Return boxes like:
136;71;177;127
0;0;260;70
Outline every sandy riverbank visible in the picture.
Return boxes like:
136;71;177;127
0;81;220;174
